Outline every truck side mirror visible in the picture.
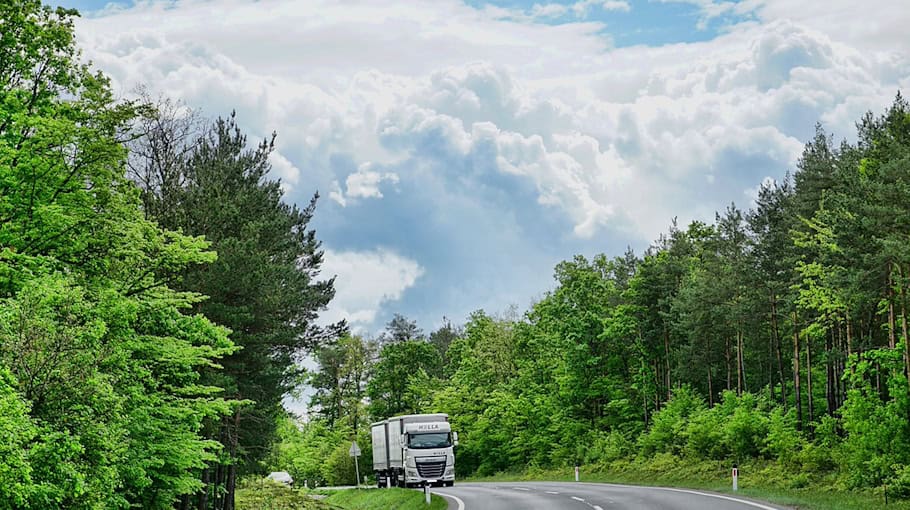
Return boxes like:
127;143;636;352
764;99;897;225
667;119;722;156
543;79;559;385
400;435;406;446
453;431;459;446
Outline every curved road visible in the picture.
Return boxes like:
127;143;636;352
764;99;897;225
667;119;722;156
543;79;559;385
431;482;790;510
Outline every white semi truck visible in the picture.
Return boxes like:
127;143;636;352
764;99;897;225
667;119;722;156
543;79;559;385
371;413;457;488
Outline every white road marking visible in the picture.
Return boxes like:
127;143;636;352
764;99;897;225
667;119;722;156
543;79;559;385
433;490;465;510
545;491;560;494
592;506;603;510
652;487;781;510
513;487;530;491
571;496;585;501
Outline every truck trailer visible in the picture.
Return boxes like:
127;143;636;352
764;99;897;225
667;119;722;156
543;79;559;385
371;413;457;488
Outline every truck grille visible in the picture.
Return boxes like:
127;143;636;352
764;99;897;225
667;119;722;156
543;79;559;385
416;460;446;478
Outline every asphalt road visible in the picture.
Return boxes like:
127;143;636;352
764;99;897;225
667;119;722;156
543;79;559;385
431;482;790;510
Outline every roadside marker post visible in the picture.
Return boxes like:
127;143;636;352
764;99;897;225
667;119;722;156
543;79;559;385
575;465;579;482
732;467;739;491
424;482;431;505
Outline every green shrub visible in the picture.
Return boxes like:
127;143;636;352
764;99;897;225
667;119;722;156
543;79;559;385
586;431;633;465
638;386;705;457
886;464;910;500
764;408;803;467
685;407;726;460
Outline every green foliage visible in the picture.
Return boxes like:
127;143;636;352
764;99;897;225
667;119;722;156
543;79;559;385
638;386;705;456
236;480;329;510
265;416;371;488
0;369;35;509
764;408;804;468
585;431;633;465
368;339;441;419
0;3;240;508
309;335;373;431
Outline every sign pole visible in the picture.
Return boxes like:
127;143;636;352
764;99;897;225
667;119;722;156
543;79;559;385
349;441;362;487
355;456;360;488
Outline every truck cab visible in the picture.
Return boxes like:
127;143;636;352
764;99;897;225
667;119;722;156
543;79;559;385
372;413;457;488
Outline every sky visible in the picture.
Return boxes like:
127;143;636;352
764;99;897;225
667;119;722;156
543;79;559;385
57;0;910;413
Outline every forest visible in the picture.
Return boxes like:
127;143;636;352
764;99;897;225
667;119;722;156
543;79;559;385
3;1;910;509
288;98;910;499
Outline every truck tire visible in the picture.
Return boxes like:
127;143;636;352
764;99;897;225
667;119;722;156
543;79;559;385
445;481;454;487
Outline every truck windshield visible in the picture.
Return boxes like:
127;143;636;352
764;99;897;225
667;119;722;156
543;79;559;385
407;432;451;449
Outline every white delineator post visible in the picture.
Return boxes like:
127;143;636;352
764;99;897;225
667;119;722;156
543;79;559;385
575;465;579;482
732;467;739;491
424;483;431;505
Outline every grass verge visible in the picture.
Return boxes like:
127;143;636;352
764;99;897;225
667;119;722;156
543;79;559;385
466;457;910;510
323;488;447;510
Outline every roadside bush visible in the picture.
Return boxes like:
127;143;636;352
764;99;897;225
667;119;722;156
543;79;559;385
764;408;804;468
722;393;769;461
684;406;726;460
839;356;910;489
638;386;705;457
586;430;633;465
886;464;910;500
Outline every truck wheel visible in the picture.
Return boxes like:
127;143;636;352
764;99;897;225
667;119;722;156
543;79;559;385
445;481;454;487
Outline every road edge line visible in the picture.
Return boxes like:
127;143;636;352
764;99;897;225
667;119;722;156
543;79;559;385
433;490;466;510
651;487;780;510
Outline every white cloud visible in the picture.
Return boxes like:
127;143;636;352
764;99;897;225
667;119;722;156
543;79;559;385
268;151;300;193
319;249;424;330
329;163;400;206
529;0;630;20
75;0;909;245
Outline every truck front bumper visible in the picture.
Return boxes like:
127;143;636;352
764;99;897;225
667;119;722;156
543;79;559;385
405;466;455;483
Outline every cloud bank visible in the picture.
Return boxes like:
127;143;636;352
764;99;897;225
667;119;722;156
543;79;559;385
74;0;910;332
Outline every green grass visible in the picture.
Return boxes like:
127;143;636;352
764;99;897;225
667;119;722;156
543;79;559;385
236;480;332;510
323;488;447;510
466;458;910;510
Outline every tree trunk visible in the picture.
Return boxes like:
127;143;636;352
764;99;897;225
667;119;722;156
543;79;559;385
653;360;662;410
834;322;847;408
736;330;744;396
224;411;241;510
664;327;672;399
198;468;209;510
806;334;814;424
768;327;775;401
725;336;732;391
642;359;650;427
793;312;803;429
214;464;224;510
826;325;835;416
707;366;714;407
889;262;897;349
899;265;910;380
771;296;786;406
846;313;854;358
